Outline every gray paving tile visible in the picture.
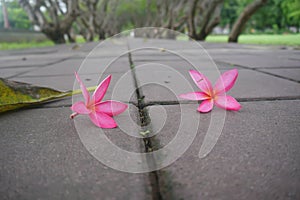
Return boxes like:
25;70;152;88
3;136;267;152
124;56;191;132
130;48;237;71
146;100;300;200
201;41;286;51
73;41;98;52
213;54;300;69
79;55;132;73
0;47;59;57
134;64;300;103
6;51;135;103
228;69;300;99
10;72;136;103
17;59;84;77
1;38;300;199
0;56;67;68
10;74;98;91
0;42;104;69
85;38;129;58
0;107;151;200
133;59;240;72
16;55;131;77
259;68;300;82
128;38;210;54
129;38;199;50
128;39;219;69
133;63;197;103
0;47;80;69
0;66;37;78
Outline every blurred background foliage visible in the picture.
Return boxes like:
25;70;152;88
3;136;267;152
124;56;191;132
220;0;300;34
0;0;299;48
0;0;31;29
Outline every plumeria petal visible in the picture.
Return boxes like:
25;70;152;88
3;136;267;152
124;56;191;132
89;112;117;128
215;95;241;111
179;92;210;100
214;69;238;95
189;70;213;95
95;100;128;116
92;75;111;103
197;99;214;113
71;101;91;114
75;72;90;104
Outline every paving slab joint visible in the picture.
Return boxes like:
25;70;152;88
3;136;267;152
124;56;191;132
140;96;300;108
5;56;74;79
217;60;300;84
127;45;163;200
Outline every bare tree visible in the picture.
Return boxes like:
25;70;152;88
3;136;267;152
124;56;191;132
19;0;79;44
132;0;188;39
99;0;120;38
228;0;268;43
17;0;227;43
94;0;109;39
155;0;188;30
187;0;224;40
1;0;10;29
76;0;98;41
129;0;224;40
76;0;119;41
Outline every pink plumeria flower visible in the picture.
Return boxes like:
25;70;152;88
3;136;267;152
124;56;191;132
179;69;241;113
70;72;128;128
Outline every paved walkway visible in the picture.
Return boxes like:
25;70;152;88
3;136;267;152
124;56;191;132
0;38;300;200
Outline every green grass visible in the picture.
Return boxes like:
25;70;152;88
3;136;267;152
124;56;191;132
0;40;55;50
206;34;300;46
1;34;299;50
0;36;87;50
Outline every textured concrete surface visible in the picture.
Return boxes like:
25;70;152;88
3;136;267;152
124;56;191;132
146;102;300;200
133;65;300;103
212;53;300;69
0;108;151;200
1;38;300;200
259;68;300;82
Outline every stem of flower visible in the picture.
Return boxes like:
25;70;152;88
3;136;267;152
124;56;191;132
70;112;79;119
69;86;97;96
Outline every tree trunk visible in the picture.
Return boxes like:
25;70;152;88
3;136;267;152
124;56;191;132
43;29;66;44
228;0;268;43
187;0;199;39
98;30;105;40
2;0;10;29
67;28;76;43
205;16;221;38
197;0;223;40
186;0;223;40
19;0;79;44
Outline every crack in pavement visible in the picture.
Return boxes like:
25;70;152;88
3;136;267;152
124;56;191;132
127;42;164;200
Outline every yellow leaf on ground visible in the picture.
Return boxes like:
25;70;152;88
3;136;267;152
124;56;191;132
0;78;70;113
